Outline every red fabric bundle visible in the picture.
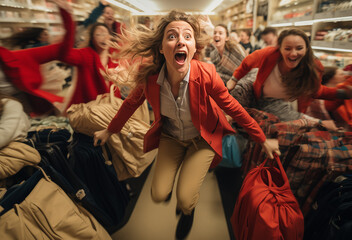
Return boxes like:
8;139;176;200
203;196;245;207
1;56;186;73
231;155;304;240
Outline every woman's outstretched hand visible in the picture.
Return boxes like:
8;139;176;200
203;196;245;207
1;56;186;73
226;78;237;91
260;138;281;159
93;129;113;146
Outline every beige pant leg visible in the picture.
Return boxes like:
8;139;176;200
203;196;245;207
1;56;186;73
176;138;215;215
151;133;186;202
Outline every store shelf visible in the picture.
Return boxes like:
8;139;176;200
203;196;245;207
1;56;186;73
266;0;352;68
219;0;255;32
0;3;27;9
0;18;27;23
312;40;334;48
0;0;99;40
277;0;311;9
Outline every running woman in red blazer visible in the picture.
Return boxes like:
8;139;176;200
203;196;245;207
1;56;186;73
93;10;280;239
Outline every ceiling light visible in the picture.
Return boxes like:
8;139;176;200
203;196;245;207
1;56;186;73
132;11;217;16
204;0;224;12
105;0;141;13
123;0;158;12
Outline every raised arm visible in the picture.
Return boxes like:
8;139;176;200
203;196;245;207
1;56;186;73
81;0;107;28
13;0;75;63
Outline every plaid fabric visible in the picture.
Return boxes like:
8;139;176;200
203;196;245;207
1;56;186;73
305;99;332;120
207;44;245;84
242;108;352;215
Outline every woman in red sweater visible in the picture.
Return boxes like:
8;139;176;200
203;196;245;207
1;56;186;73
227;29;352;114
59;22;121;110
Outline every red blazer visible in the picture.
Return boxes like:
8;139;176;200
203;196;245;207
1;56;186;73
108;60;266;167
233;46;337;113
0;8;74;114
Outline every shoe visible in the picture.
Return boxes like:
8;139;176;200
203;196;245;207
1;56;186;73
175;209;195;239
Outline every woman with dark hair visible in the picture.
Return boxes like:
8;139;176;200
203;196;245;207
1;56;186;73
93;10;280;239
239;29;253;54
59;22;121;110
306;66;352;130
3;27;49;49
205;24;247;86
227;28;352;118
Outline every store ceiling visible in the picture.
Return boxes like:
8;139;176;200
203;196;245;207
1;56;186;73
142;0;237;13
112;0;240;14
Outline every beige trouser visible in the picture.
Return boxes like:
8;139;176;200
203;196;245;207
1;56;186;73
151;133;215;215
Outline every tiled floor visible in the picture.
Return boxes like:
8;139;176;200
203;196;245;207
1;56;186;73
112;163;230;240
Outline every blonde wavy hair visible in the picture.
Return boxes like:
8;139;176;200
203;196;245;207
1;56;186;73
107;10;209;89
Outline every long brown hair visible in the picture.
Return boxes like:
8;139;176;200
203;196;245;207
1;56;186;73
88;23;113;51
278;29;321;99
215;24;245;56
113;10;208;88
322;66;337;85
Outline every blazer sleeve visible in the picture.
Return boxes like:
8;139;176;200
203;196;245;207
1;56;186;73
209;65;266;143
325;99;344;112
232;49;264;81
107;85;146;133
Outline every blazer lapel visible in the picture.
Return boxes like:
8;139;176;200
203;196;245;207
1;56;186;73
146;74;161;118
189;60;200;131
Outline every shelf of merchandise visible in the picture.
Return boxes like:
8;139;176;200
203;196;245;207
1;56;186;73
0;0;96;44
219;0;256;32
0;0;132;46
267;0;352;68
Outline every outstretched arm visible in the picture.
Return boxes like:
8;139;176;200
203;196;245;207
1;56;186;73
81;0;107;28
14;0;75;63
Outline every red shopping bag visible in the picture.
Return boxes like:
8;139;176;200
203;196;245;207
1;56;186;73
231;154;304;240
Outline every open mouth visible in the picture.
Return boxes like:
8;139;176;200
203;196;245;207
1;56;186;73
288;57;300;64
214;39;220;43
175;52;187;64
